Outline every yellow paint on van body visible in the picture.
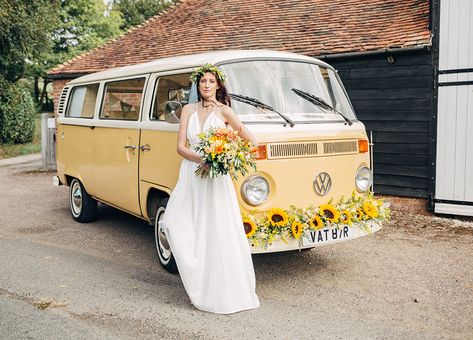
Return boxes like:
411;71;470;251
56;124;95;194
57;123;369;217
92;127;141;216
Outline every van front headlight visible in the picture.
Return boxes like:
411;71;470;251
355;166;372;192
241;175;270;206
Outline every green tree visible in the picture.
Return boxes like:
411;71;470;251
52;0;123;61
1;0;125;104
0;0;58;82
0;76;37;144
1;0;124;83
111;0;177;30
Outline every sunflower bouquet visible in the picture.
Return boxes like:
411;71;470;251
194;127;257;180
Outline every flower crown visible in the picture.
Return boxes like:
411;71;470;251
189;63;226;83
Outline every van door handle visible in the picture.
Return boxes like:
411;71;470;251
139;144;151;152
124;145;137;150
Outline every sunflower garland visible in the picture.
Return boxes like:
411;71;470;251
356;208;365;220
363;201;378;219
241;192;390;249
267;208;289;227
309;215;324;230
340;209;353;225
243;217;257;238
291;221;303;239
319;204;340;223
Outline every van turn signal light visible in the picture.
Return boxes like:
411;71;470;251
254;144;267;160
358;139;369;153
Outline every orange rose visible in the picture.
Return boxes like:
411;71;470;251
215;145;224;154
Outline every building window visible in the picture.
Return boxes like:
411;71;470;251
100;78;145;120
65;84;99;118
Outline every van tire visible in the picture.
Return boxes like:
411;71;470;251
69;178;98;223
154;198;178;273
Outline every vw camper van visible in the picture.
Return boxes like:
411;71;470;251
54;50;388;273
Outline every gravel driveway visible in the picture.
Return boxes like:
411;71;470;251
0;159;472;339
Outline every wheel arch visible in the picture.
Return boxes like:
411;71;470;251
145;187;170;225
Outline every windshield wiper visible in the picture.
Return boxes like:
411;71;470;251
229;93;295;127
291;88;352;126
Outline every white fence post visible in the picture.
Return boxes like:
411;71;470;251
41;112;56;170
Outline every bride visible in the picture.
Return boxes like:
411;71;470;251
163;63;260;314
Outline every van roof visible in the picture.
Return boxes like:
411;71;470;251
68;49;332;85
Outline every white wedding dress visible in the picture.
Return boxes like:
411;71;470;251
163;107;260;314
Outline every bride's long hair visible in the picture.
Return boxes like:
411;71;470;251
196;73;231;107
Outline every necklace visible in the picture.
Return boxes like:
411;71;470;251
201;100;216;109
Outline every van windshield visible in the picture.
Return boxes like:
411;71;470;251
221;60;356;123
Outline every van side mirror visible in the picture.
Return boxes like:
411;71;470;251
164;101;182;124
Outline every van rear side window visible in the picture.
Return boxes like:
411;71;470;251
100;78;145;121
65;84;99;118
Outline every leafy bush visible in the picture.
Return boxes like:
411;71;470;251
0;77;37;144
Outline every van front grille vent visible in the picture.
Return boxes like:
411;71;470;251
268;142;318;159
57;86;70;116
323;141;357;154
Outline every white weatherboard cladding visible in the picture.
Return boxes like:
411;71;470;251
435;0;473;215
436;85;473;201
438;0;473;70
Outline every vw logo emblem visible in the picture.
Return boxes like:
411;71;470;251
313;172;332;196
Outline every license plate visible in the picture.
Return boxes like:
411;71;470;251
302;226;351;246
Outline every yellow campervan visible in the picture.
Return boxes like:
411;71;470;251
55;50;388;272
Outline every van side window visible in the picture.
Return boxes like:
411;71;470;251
151;73;191;121
65;84;99;118
100;78;145;120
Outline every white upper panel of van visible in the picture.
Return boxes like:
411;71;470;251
68;50;332;85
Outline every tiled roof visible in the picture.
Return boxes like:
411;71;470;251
48;0;431;77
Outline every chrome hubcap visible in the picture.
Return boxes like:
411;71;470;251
155;207;171;261
71;182;82;215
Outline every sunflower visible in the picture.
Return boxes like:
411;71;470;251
340;209;353;225
363;201;378;219
267;208;289;227
291;221;303;239
242;217;257;238
356;207;365;220
309;215;324;230
319;204;340;223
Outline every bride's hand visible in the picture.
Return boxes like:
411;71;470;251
199;160;210;170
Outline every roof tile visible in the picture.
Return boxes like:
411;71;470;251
49;0;431;76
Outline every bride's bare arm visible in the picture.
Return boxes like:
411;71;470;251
221;106;257;144
177;105;202;163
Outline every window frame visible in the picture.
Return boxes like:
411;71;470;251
64;83;100;119
149;72;192;122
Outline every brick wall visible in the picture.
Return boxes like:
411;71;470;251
52;79;70;116
378;195;433;216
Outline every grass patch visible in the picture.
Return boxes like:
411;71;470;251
34;298;69;310
0;114;42;159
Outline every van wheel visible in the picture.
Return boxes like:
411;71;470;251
69;178;98;223
154;198;178;273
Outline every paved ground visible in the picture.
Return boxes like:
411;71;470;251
0;157;472;339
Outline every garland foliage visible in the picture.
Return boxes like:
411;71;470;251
242;192;390;249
